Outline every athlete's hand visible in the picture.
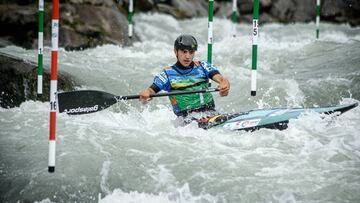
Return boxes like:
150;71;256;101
139;88;154;103
211;74;230;97
218;78;230;97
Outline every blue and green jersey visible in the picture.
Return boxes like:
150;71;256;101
151;61;220;116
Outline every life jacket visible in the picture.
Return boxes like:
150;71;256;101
163;63;215;116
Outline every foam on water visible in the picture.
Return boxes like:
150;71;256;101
99;183;218;203
1;13;360;203
1;99;360;202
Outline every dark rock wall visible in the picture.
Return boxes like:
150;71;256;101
0;0;359;50
0;0;133;50
0;4;38;49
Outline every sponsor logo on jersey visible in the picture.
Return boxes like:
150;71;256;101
156;72;168;83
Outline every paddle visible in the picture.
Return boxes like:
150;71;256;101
57;88;219;115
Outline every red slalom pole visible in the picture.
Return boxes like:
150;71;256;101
48;0;59;173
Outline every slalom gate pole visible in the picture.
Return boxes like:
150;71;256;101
48;0;59;173
207;0;214;88
251;0;259;96
316;0;320;39
128;0;134;38
231;0;238;37
37;0;44;95
207;0;214;64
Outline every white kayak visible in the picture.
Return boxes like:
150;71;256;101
197;103;358;131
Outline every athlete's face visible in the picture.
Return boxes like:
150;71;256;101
175;49;195;67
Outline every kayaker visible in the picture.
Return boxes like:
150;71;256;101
139;34;230;118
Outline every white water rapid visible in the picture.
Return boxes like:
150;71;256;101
1;13;360;202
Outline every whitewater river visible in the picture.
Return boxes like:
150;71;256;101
1;13;360;202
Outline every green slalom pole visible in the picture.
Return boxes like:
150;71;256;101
207;0;214;64
316;0;320;39
251;0;259;96
206;0;214;89
128;0;134;38
37;0;44;95
231;0;238;37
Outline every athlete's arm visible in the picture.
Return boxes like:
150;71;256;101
212;73;230;97
139;87;156;103
139;70;169;103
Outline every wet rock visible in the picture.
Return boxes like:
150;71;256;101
269;0;297;23
0;1;137;51
0;52;77;108
171;0;208;18
59;3;132;50
0;4;38;49
322;0;360;26
134;0;155;12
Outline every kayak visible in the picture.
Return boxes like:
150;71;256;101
57;90;358;131
197;103;358;131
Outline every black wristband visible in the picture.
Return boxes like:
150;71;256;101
209;71;220;79
149;84;161;93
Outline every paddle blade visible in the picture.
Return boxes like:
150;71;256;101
58;90;117;115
